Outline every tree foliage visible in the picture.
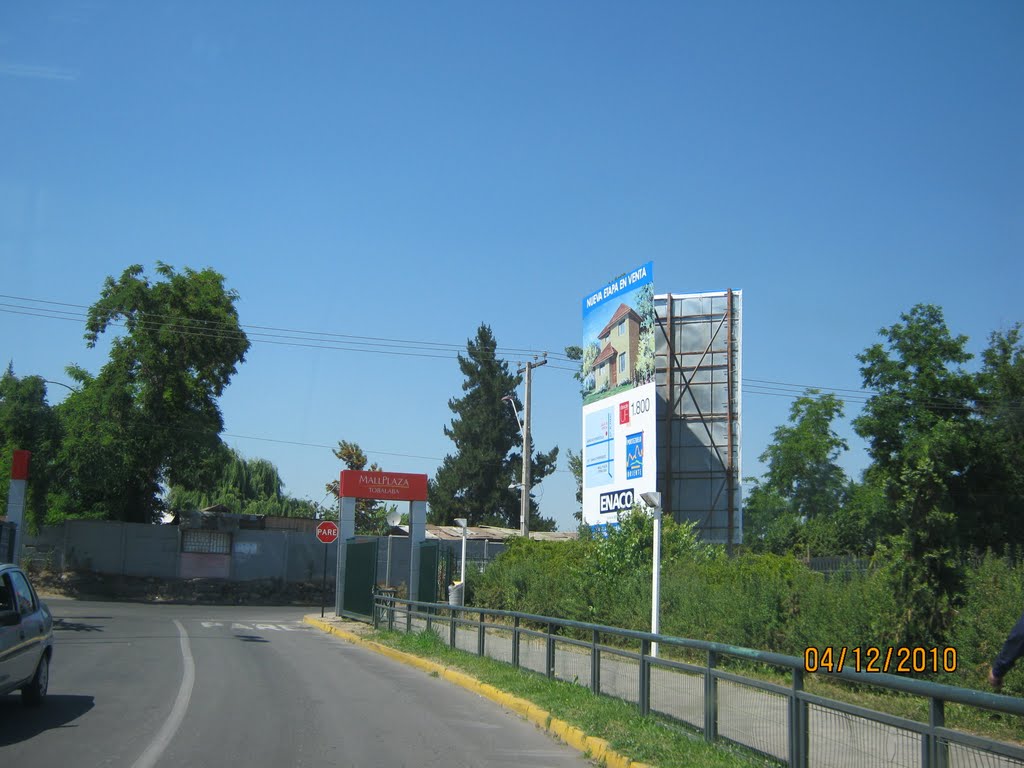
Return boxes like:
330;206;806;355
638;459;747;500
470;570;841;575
744;390;852;553
325;440;395;536
0;366;61;531
429;325;558;530
51;263;250;523
966;325;1024;547
167;446;318;518
567;448;583;522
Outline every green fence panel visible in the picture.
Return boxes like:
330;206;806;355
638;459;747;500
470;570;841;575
418;540;439;603
342;537;378;619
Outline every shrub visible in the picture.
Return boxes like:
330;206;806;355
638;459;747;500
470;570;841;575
949;550;1024;693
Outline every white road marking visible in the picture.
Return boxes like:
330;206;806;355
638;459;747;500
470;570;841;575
200;622;223;628
131;619;195;768
255;624;281;631
231;623;253;630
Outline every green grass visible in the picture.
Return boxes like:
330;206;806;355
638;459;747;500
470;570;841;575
372;629;775;768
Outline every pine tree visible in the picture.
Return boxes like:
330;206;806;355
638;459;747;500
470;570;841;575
429;324;558;530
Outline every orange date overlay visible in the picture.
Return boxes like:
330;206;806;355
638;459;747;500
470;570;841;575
803;646;957;674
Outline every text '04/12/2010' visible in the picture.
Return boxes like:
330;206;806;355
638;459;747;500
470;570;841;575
803;646;958;675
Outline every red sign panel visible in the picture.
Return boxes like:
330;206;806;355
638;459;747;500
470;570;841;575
339;470;429;502
11;450;31;480
315;520;339;544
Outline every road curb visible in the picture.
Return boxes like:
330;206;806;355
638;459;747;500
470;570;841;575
303;616;650;768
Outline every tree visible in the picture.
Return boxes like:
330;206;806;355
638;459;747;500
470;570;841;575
429;325;558;529
853;304;976;615
167;446;318;518
565;343;599;396
51;263;249;523
854;304;975;475
964;324;1024;547
633;284;656;384
567;449;583;522
743;390;850;553
325;440;394;535
0;366;61;531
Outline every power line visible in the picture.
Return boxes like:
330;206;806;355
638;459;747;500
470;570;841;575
4;295;1017;417
0;293;576;362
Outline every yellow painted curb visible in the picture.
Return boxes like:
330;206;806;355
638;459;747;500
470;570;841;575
303;616;651;768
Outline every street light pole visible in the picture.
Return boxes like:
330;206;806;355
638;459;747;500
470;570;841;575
455;518;468;582
641;492;663;658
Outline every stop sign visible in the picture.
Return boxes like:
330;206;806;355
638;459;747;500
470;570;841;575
315;520;339;544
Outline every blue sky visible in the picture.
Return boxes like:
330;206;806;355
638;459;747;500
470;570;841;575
1;2;1021;531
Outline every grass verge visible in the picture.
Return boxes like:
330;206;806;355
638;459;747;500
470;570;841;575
371;628;775;768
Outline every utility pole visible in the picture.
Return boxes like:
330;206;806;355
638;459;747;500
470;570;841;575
517;355;547;538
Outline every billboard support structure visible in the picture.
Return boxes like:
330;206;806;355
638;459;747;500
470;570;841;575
655;290;742;547
725;289;736;552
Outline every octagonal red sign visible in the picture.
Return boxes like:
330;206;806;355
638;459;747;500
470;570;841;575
315;520;339;544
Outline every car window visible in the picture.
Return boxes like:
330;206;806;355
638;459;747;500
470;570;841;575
0;575;14;612
8;572;36;615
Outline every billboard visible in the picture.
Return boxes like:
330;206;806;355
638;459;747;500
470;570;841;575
580;263;657;529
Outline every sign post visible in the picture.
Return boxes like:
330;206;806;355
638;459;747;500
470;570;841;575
316;520;339;617
336;470;429;612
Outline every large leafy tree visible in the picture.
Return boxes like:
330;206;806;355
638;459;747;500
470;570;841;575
325;440;395;535
0;366;61;531
852;305;976;553
429;324;558;530
854;304;976;476
852;304;977;640
965;324;1024;547
743;390;851;553
51;263;250;523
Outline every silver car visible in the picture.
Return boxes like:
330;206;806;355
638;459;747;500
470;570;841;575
0;563;53;705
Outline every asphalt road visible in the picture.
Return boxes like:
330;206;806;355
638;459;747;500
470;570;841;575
0;598;591;768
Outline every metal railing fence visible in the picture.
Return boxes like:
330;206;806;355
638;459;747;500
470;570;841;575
374;595;1024;768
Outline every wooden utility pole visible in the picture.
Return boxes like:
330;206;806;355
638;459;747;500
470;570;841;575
517;356;547;537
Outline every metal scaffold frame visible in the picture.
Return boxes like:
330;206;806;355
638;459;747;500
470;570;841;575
655;290;742;546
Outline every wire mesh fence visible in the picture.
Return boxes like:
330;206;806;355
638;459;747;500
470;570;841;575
552;637;592;689
649;662;704;729
717;678;790;762
375;597;1024;768
807;704;921;768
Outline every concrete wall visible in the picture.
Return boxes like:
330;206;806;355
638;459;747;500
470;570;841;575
19;522;506;585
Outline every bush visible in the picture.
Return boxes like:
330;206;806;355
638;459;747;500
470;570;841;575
949;550;1024;693
470;520;1024;681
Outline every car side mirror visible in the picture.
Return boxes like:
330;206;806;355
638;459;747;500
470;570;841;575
0;610;21;627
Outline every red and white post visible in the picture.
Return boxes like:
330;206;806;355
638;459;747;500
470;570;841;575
5;450;30;564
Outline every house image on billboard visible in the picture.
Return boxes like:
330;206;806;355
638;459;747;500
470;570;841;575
592;303;641;391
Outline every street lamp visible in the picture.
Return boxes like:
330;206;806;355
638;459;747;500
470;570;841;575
501;396;524;436
385;508;401;587
455;517;468;583
641;491;663;658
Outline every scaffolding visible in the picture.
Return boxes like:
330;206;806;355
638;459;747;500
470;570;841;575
655;290;742;546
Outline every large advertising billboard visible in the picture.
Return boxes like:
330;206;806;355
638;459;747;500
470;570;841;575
580;263;657;529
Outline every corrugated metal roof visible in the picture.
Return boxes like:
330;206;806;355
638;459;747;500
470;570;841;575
392;524;577;542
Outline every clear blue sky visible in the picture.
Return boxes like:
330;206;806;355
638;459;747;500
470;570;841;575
2;2;1021;531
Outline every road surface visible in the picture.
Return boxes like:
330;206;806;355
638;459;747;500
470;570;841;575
0;598;591;768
